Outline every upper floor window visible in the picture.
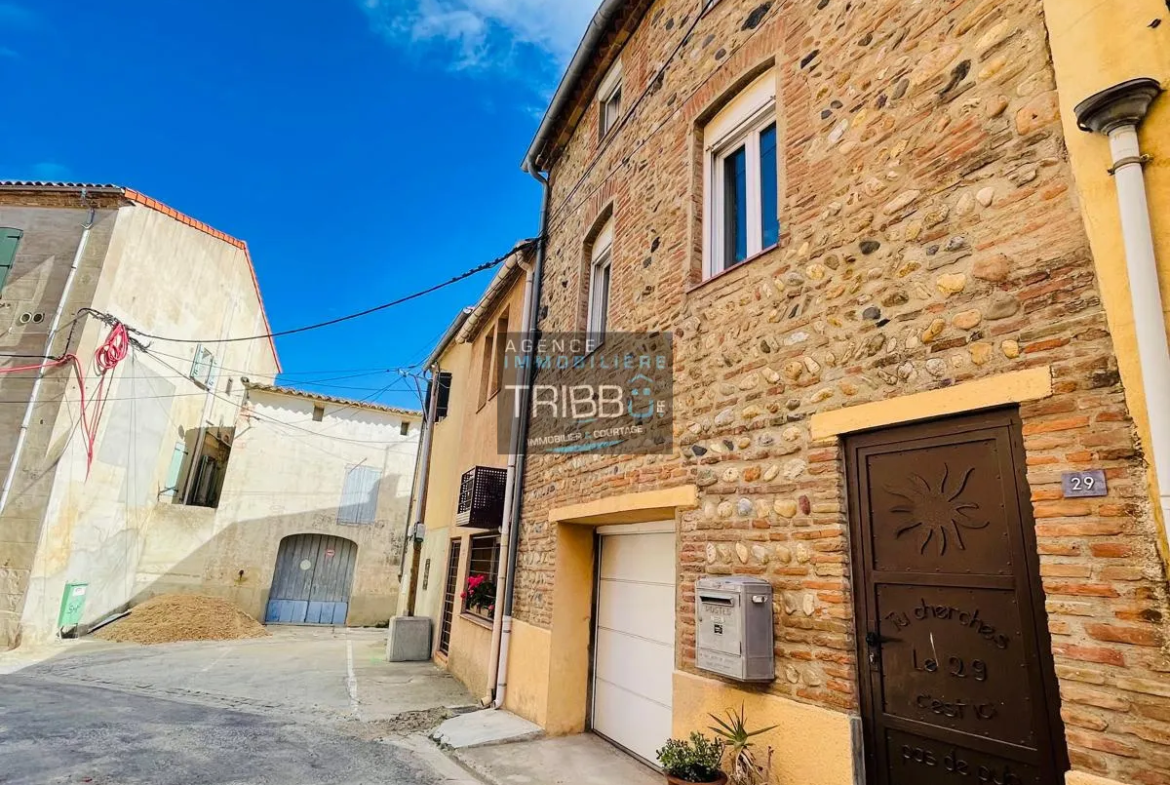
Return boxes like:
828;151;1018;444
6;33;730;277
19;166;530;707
190;344;216;388
339;464;381;525
0;228;23;297
703;69;779;278
598;59;623;140
587;216;613;344
477;312;510;410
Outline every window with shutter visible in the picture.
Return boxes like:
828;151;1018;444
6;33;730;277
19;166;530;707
163;441;188;497
423;371;453;420
338;464;381;524
0;228;23;297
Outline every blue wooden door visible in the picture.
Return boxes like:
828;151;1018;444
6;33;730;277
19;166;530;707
266;534;357;625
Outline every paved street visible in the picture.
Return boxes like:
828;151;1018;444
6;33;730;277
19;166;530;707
0;628;480;785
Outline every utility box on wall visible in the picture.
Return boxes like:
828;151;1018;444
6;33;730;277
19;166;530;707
695;576;775;682
57;582;88;633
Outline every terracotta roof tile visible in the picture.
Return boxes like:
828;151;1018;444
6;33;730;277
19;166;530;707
0;180;280;371
244;382;423;418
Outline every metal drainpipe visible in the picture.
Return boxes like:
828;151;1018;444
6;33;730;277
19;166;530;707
405;363;441;617
396;383;430;583
494;170;550;708
485;255;536;703
1074;78;1170;550
0;200;95;514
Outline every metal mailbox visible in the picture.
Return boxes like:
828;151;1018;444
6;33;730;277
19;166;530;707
695;576;775;682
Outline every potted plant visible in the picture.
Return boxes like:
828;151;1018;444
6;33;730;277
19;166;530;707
460;574;496;615
656;732;727;785
709;705;776;785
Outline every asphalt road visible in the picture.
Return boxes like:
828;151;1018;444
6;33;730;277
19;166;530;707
0;674;443;785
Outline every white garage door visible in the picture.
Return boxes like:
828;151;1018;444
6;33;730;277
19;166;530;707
592;524;676;764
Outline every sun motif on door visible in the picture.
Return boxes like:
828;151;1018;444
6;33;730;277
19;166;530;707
885;463;990;555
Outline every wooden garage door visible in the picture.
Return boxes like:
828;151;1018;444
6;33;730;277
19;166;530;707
265;534;358;625
591;524;676;765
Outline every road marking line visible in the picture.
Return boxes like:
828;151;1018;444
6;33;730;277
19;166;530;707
346;637;361;721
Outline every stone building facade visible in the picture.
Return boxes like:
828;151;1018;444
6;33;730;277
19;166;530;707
501;3;1170;785
0;182;281;647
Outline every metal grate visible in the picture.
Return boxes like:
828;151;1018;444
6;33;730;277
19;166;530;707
455;466;509;530
438;540;461;655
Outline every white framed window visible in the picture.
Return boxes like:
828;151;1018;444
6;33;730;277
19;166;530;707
586;216;614;344
703;69;779;278
190;344;216;388
598;59;623;139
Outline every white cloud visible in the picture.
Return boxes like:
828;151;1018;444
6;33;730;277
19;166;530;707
30;162;73;181
360;0;601;76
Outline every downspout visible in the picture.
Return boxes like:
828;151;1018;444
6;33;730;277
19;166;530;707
0;198;95;513
405;363;441;617
397;381;429;581
494;168;551;708
1074;78;1170;549
485;253;536;703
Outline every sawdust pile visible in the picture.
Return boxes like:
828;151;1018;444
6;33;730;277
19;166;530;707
93;593;269;645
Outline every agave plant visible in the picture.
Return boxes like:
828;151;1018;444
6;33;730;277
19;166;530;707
708;704;777;785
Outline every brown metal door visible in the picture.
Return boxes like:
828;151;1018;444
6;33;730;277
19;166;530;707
846;409;1067;785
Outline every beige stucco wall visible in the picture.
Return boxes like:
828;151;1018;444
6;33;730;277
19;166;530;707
167;390;419;625
1045;0;1170;558
408;341;474;629
17;202;284;642
401;270;526;700
672;671;857;785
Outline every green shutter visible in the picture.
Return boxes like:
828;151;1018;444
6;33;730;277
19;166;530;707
0;228;23;297
164;441;187;494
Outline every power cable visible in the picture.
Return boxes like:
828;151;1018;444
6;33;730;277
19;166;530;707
140;345;429;382
139;346;422;447
122;253;512;345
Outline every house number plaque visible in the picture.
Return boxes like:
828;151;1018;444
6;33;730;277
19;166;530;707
1061;470;1107;498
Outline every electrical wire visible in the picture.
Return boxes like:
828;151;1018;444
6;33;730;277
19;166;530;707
139;345;429;384
139;346;422;447
0;320;132;475
122;253;512;345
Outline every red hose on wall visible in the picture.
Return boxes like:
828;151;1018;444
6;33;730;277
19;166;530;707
0;320;132;475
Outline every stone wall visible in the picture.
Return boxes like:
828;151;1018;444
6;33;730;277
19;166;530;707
514;1;1170;783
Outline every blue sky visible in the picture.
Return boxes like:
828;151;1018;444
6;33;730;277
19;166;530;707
0;0;600;410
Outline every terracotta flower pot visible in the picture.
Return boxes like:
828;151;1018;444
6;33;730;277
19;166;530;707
665;773;727;785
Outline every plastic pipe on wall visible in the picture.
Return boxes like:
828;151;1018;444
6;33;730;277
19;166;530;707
484;254;535;705
1108;123;1170;543
404;361;442;618
493;169;550;709
0;203;95;514
1075;78;1170;551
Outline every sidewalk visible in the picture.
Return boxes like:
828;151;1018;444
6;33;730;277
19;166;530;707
431;709;660;785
